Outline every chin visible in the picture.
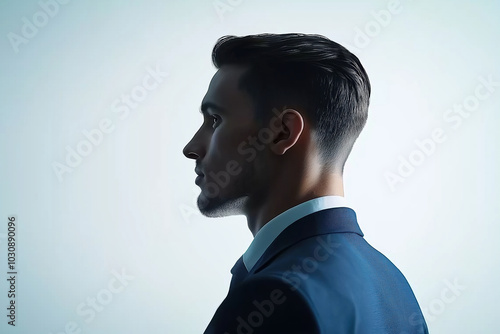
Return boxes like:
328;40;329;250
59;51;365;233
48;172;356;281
197;194;247;218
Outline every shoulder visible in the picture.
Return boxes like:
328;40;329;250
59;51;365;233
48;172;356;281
204;275;321;334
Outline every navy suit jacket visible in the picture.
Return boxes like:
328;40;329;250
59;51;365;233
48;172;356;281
204;207;428;333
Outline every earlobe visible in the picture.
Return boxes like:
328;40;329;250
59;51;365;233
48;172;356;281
270;109;304;155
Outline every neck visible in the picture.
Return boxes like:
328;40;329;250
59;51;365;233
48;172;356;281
245;170;344;237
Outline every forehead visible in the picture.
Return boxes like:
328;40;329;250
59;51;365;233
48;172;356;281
201;65;253;116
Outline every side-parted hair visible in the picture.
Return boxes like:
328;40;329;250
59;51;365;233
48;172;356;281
211;33;371;172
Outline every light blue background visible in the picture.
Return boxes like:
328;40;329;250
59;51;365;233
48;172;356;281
0;0;499;333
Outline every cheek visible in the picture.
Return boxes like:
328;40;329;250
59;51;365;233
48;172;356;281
208;128;250;159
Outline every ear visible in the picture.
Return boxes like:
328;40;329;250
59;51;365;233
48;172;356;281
270;109;304;155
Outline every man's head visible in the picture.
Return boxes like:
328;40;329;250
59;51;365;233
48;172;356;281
183;33;370;218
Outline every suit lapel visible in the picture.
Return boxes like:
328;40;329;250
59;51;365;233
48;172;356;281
229;255;248;290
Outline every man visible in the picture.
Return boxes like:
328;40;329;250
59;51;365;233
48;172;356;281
183;33;428;333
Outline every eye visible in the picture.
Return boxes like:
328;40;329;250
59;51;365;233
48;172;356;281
211;115;221;129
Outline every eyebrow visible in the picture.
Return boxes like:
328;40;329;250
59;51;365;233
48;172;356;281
200;102;227;115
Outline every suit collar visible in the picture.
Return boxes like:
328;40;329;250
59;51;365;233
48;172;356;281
231;207;363;281
243;196;348;272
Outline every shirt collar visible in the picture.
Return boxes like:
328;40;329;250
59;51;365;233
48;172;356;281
242;195;348;272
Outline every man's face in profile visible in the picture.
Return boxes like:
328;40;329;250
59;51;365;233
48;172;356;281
183;65;271;217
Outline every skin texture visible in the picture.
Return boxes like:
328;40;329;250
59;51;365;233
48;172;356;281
183;64;344;237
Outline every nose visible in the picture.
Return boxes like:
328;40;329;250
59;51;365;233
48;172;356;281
183;130;205;160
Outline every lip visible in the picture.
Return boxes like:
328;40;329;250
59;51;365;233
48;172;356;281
195;167;204;176
195;175;204;185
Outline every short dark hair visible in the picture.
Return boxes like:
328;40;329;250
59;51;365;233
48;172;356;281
211;33;371;172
